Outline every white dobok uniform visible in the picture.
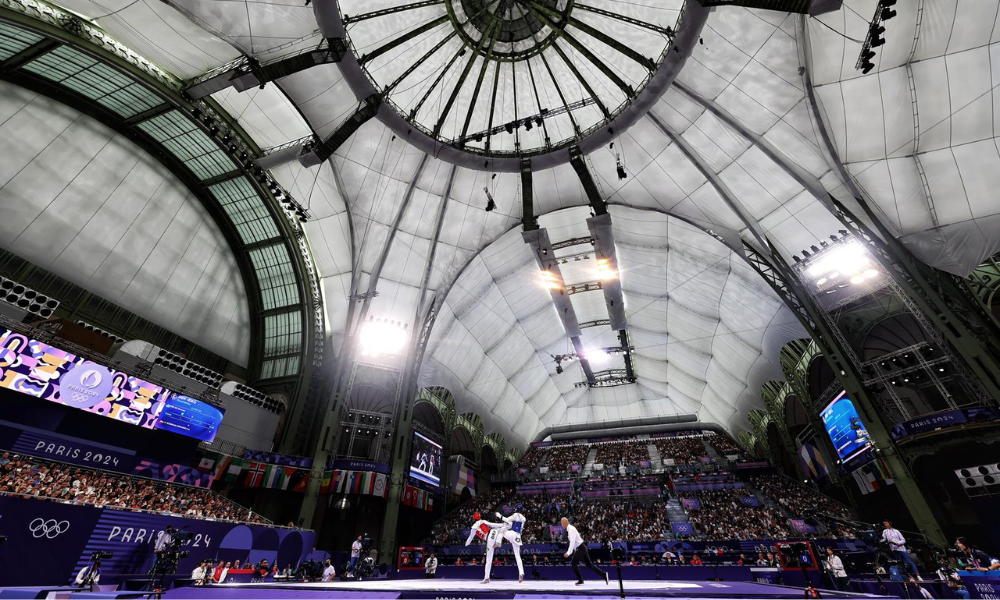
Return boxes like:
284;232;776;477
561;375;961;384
465;513;527;581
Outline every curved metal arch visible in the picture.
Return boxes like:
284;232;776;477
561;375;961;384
311;0;711;171
0;3;318;383
645;111;768;250
672;80;835;214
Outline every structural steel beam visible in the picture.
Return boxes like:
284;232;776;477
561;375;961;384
646;111;770;250
300;95;381;166
185;40;347;99
568;145;607;215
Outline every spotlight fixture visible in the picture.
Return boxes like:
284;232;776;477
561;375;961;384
869;24;886;47
484;187;496;212
880;0;896;20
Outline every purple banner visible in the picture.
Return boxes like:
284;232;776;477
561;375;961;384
548;525;566;539
672;523;694;536
739;495;759;507
0;495;314;587
674;482;743;492
790;519;816;534
681;498;701;510
570;464;581;472
327;458;391;474
639;460;651;468
890;407;1000;439
7;426;139;472
518;467;527;474
243;449;313;468
133;460;214;488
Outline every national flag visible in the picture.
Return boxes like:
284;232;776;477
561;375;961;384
291;469;311;493
211;455;232;480
243;462;267;487
223;458;244;483
278;467;296;490
360;472;375;495
373;473;387;498
198;452;221;472
320;470;333;494
263;465;281;489
427;496;434;511
403;485;415;506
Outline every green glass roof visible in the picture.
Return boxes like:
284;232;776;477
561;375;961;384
249;243;301;310
136;110;237;180
0;21;42;61
22;45;162;118
208;178;282;245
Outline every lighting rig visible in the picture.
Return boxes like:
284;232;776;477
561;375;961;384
189;105;312;222
856;0;896;74
791;233;888;309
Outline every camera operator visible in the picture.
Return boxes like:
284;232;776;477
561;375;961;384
822;547;849;591
880;520;921;578
347;535;363;576
75;560;101;589
936;557;970;600
149;525;175;572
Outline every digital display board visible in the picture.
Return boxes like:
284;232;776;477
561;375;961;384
821;391;872;462
0;328;223;442
409;430;441;488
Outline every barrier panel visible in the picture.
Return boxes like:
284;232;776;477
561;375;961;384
0;495;314;587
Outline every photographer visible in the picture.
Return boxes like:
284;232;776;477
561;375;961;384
823;547;849;591
935;558;970;600
955;538;999;572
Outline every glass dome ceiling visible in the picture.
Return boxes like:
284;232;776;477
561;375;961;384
339;0;683;157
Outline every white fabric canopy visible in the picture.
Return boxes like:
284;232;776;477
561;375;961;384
38;0;1000;444
0;80;250;365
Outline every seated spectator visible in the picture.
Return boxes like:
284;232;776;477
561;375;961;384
0;454;267;525
691;554;703;566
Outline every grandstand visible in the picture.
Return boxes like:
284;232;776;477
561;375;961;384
0;0;998;598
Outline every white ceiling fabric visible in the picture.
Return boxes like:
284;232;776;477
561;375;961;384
807;0;1000;274
40;0;1000;444
0;80;250;365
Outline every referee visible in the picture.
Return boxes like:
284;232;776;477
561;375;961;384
561;517;609;586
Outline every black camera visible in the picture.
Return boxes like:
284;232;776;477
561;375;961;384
91;551;113;560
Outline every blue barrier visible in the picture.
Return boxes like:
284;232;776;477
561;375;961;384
0;495;314;587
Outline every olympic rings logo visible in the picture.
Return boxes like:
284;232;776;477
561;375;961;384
29;517;70;539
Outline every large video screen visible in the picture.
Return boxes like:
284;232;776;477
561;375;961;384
0;328;223;442
409;431;442;488
821;391;872;462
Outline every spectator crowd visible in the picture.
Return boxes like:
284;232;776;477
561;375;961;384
593;441;650;468
544;444;589;472
0;453;267;524
653;437;708;464
705;435;745;459
683;489;793;540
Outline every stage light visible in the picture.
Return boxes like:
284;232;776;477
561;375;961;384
595;258;617;281
869;24;886;47
805;241;878;289
540;270;561;291
359;318;409;357
581;349;610;364
880;0;896;20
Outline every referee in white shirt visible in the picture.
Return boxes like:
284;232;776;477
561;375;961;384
560;517;608;586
